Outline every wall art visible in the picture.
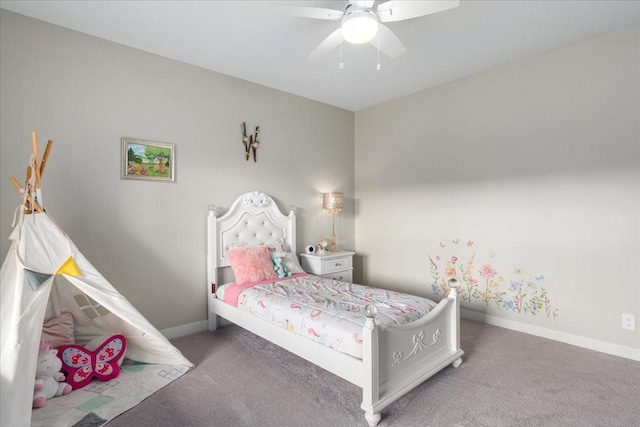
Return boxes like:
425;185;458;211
241;122;260;162
121;138;175;182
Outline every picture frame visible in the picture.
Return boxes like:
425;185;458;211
121;138;175;182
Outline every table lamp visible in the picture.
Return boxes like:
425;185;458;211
322;192;344;252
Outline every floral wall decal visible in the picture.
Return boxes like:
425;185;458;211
428;241;559;319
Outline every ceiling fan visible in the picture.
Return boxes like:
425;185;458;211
278;1;460;60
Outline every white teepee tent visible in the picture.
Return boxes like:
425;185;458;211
0;133;193;426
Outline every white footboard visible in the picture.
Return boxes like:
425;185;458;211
361;282;464;426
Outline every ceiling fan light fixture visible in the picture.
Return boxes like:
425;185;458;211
341;10;378;44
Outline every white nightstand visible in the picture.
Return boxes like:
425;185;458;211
299;251;355;283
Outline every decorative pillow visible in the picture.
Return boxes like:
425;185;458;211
41;312;75;348
228;246;278;285
271;252;305;274
85;335;125;366
264;237;287;252
58;335;126;389
228;237;286;253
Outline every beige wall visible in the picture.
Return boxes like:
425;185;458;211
355;23;639;350
0;11;354;330
2;10;638;354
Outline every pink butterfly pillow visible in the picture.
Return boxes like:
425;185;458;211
57;335;126;389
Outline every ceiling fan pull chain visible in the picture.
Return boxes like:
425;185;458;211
339;41;344;70
376;31;381;71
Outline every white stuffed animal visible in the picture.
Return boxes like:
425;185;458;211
33;343;72;408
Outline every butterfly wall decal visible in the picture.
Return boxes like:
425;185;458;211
58;335;126;389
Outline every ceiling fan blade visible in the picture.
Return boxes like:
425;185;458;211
308;28;345;60
369;24;406;58
377;0;460;23
272;3;343;20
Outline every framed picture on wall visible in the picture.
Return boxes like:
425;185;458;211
121;138;175;182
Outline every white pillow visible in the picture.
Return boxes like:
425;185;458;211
271;251;305;274
227;237;286;254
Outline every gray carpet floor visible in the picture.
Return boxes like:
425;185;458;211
108;319;639;427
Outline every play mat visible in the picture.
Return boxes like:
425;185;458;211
30;360;189;427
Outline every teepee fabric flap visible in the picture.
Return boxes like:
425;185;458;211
12;213;72;274
1;272;53;427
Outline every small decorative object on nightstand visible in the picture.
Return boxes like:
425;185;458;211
317;237;328;255
300;251;355;283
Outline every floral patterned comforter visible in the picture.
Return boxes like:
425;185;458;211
218;275;437;359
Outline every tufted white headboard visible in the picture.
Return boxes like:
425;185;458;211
207;191;296;293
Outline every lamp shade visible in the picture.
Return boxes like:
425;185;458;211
323;192;344;214
341;10;379;44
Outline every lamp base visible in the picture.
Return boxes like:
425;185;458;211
330;232;339;252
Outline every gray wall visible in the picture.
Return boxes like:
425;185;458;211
355;23;639;350
2;10;638;353
0;11;354;330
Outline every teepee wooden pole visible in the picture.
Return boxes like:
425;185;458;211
9;176;42;213
39;139;53;180
31;131;41;189
24;166;31;187
10;176;22;191
23;166;32;211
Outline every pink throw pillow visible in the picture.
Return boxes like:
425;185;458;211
41;312;75;348
228;246;278;285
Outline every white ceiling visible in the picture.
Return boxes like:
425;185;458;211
1;1;638;111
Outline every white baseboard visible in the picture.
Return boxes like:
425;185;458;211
462;309;640;362
160;320;208;340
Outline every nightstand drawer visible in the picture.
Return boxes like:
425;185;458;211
323;256;352;274
299;251;355;284
322;270;352;283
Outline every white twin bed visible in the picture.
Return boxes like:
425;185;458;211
207;191;463;426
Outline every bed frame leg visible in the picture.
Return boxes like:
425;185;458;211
208;314;219;331
365;411;381;427
452;357;463;368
